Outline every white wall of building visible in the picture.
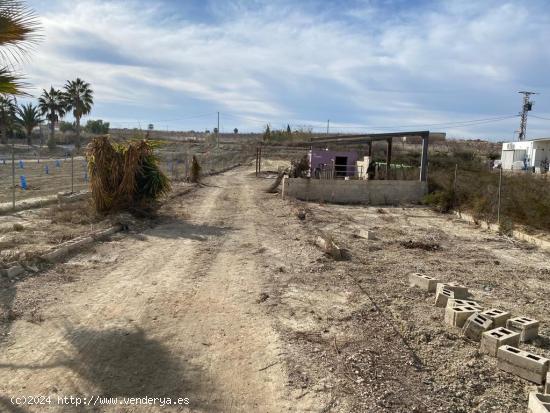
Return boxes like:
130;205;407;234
501;139;550;171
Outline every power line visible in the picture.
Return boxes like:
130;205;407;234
530;114;550;121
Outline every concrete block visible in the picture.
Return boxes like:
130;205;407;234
481;308;511;328
357;229;376;240
447;299;482;310
506;317;540;342
528;392;550;413
435;287;454;307
546;373;550;394
409;273;440;292
315;234;343;260
480;327;520;357
444;305;479;328
497;345;549;384
462;313;493;341
436;282;468;299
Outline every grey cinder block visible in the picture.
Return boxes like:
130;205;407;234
481;308;511;328
436;282;468;299
409;273;440;292
528;392;550;413
435;287;454;307
444;305;479;328
545;372;550;394
497;345;549;384
463;313;493;341
447;299;482;310
480;327;520;357
506;317;540;342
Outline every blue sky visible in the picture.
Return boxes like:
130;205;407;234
19;0;550;139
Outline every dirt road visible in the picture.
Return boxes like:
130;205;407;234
0;168;324;412
2;165;550;412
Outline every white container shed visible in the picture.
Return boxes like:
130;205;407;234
501;138;550;172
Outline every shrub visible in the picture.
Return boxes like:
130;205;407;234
87;136;170;213
190;155;201;183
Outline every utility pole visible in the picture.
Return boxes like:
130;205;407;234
326;119;330;135
518;91;537;141
217;111;220;147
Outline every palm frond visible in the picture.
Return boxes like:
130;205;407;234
0;66;27;95
0;0;41;65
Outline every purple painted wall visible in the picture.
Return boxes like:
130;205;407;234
308;148;359;177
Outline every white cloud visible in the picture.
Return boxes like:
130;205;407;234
17;0;550;138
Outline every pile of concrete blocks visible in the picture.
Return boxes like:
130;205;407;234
408;272;548;411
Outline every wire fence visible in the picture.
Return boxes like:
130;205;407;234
429;163;550;233
0;150;88;206
0;144;255;209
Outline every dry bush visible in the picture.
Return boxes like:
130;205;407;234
190;155;201;183
43;201;100;225
87;136;171;213
426;157;550;231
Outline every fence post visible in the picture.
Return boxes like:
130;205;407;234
497;167;502;226
12;143;15;210
452;163;458;207
71;153;74;193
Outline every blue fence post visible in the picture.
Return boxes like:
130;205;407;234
45;164;49;175
20;175;27;190
19;160;24;169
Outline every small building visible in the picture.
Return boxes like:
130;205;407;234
501;138;550;172
308;148;359;178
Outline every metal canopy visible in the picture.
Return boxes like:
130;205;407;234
309;130;430;182
310;130;430;145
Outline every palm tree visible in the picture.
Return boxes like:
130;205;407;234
0;1;40;95
17;102;41;146
0;95;17;144
38;87;65;149
64;78;93;149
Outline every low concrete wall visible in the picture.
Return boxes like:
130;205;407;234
283;178;427;205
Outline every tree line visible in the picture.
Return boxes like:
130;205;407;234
0;2;100;150
0;79;95;149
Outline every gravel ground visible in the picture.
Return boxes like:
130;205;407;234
1;166;549;412
256;187;550;412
